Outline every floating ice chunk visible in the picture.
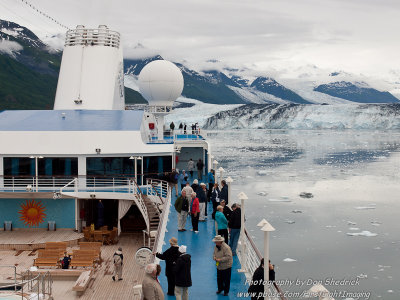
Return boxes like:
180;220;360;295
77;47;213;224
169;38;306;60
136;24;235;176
269;198;292;202
292;210;302;213
349;227;360;231
347;231;378;237
325;225;336;228
371;221;382;226
283;258;297;262
347;221;357;225
374;247;381;250
354;206;376;210
257;191;268;196
285;220;295;224
299;192;313;198
257;170;268;176
387;290;393;293
357;274;368;279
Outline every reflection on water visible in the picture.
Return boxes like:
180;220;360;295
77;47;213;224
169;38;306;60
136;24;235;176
207;129;400;299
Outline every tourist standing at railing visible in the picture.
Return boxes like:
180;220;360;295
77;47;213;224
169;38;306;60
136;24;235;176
174;245;192;300
248;258;264;300
215;206;229;243
219;200;232;222
190;192;200;233
155;237;180;296
175;190;189;232
220;180;228;204
212;235;233;296
196;159;204;180
178;122;183;133
210;183;221;211
142;263;165;300
187;159;195;178
198;183;207;221
170;122;175;131
179;170;188;190
228;203;241;256
183;124;187;134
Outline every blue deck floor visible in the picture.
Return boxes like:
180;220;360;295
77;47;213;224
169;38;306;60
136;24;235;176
158;190;248;299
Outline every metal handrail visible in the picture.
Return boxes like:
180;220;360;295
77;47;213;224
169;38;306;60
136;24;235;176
242;229;286;300
0;270;52;298
151;182;171;259
145;179;169;204
130;179;150;234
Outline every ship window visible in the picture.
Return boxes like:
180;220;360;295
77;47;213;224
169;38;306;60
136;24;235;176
3;157;77;176
86;157;134;177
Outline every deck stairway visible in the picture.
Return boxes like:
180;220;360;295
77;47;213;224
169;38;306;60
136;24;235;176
142;194;161;248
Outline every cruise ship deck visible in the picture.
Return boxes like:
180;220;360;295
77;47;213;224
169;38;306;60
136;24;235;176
158;192;248;299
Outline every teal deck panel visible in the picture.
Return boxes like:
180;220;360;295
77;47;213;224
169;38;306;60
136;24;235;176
159;192;249;299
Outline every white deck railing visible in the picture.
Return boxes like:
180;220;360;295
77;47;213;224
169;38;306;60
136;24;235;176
238;229;287;300
65;26;120;48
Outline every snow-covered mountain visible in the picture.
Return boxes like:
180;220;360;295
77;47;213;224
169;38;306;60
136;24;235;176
1;19;399;109
203;103;400;130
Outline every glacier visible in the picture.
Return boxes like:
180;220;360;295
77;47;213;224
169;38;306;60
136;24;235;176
204;103;400;130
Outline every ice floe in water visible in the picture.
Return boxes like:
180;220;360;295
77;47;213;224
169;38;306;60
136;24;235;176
347;231;378;237
285;220;295;224
257;191;268;196
347;221;357;225
371;221;382;226
349;227;360;231
357;274;368;279
257;170;268;176
269;198;292;202
292;210;303;213
299;192;314;198
354;205;376;210
283;258;297;262
325;225;336;228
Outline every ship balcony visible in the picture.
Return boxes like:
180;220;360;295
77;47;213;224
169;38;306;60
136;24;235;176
146;129;206;144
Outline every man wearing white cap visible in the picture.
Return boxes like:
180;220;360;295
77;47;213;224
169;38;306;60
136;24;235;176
212;235;233;296
175;245;192;300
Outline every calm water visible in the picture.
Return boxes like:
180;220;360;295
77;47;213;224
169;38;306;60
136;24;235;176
207;130;400;300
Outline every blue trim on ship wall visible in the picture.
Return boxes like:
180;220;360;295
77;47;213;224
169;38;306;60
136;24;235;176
0;198;75;228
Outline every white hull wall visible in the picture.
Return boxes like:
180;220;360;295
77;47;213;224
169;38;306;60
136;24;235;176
0;131;173;155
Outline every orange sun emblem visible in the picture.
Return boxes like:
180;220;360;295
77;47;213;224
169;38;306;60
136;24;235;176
19;200;46;227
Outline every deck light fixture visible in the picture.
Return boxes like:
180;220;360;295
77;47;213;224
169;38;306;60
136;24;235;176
129;156;142;182
260;220;275;299
95;148;101;154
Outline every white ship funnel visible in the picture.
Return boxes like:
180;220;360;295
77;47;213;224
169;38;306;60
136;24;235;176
54;25;125;110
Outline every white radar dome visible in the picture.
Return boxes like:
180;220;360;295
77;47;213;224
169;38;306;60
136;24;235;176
138;60;184;106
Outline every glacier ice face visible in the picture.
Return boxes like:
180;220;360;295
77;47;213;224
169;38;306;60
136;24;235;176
204;103;400;130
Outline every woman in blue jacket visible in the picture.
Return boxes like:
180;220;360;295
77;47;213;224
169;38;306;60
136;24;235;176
215;205;229;243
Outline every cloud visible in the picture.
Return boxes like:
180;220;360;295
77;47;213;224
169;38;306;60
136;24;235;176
1;0;399;79
0;40;23;58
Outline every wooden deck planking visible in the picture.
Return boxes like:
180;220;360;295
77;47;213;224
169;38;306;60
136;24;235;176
79;233;145;300
0;232;146;299
0;229;83;250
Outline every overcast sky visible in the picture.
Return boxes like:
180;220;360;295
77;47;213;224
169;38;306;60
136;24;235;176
1;0;400;79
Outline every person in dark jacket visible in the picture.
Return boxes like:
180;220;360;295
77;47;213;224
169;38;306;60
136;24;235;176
220;200;232;221
155;237;180;296
228;203;241;255
207;169;215;200
170;168;179;197
210;183;221;212
196;159;204;180
248;258;264;300
191;179;199;194
197;183;207;221
219;180;228;204
174;245;192;300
